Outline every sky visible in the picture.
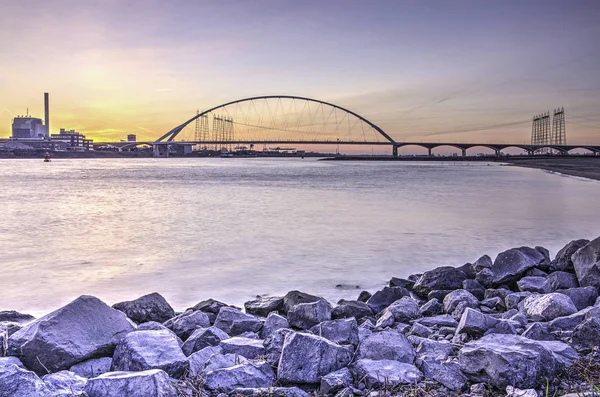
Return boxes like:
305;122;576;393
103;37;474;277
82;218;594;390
1;0;599;148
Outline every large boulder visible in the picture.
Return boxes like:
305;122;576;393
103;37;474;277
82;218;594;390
366;287;410;313
419;298;443;317
458;334;571;389
244;296;284;317
571;317;600;353
443;290;479;315
188;298;230;322
288;300;332;330
111;330;188;378
84;369;178;397
264;328;294;365
320;367;353;395
551;239;590;271
261;313;289;339
43;370;87;396
331;300;373;320
182;326;229;356
547;271;579;290
204;362;275;393
187;346;223;377
415;314;458;328
455;308;500;337
112;292;175;324
572;237;600;288
356;329;415;363
310;318;359;346
203;353;249;373
220;337;265;359
277;332;352;384
0;311;35;324
517;277;551;294
412;267;468;298
166;310;210;340
522;293;577;321
380;296;420;323
478;247;546;287
351;359;421;388
214;307;262;336
7;295;134;375
556;287;598;311
282;291;323;314
69;357;112;378
419;359;467;391
0;364;51;397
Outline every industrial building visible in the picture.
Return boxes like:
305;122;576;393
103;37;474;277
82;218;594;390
11;116;47;139
51;129;93;151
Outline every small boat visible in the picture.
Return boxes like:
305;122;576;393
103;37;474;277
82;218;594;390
44;152;51;162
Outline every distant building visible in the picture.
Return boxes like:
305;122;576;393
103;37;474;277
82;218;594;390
127;134;136;142
51;128;93;151
11;117;48;139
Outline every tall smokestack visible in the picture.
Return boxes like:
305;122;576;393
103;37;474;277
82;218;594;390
44;92;49;137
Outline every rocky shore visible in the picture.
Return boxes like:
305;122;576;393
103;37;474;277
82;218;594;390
1;237;600;397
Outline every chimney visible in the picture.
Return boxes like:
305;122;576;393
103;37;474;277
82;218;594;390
44;92;49;136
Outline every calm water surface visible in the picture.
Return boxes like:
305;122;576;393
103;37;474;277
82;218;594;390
1;158;599;315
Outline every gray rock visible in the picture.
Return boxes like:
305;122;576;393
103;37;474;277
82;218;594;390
42;370;87;396
586;306;600;319
374;310;394;328
509;312;528;327
182;326;229;356
189;298;229;318
357;291;372;303
415;338;455;362
481;247;546;286
113;292;175;324
456;307;500;337
572;236;600;288
571;317;600;353
261;312;289;339
420;359;467;391
351;359;422;388
412;267;468;298
84;369;178;397
331;300;373;320
428;289;454;301
389;277;414;290
521;323;556;341
7;295;134;375
214;307;262;336
244;296;284;317
443;290;479;314
220;337;265;359
69;357;112;378
522;293;578;321
458;262;477;279
380;296;419;323
282;291;323;314
111;329;188;378
483;320;519;336
484;288;512;301
320;367;353;395
517;277;551;293
525;267;548;277
463;279;485;300
551;239;590;271
288;300;332;330
0;311;35;324
187;346;223;377
356;329;415;363
415;314;458;328
537;340;577;368
409;322;433;338
277;332;352;384
419;298;443;317
0;364;51;397
203;353;250;373
234;387;309;397
167;310;211;340
310;318;359;346
506;386;538;397
480;296;505;311
548;271;579;290
138;321;171;332
472;254;492;273
264;328;294;365
547;307;592;333
0;357;24;368
505;292;532;311
458;334;570;389
366;287;410;313
556;286;598;311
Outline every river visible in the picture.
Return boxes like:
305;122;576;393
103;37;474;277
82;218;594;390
1;158;599;315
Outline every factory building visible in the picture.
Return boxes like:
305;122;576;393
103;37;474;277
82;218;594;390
11;116;47;139
50;129;93;151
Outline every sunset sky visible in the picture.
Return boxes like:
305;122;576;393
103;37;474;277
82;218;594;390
1;0;599;146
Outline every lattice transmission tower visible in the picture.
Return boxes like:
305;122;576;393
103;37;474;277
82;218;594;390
194;110;210;150
552;107;566;145
531;112;551;154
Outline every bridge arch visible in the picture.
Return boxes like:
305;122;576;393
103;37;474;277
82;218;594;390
155;95;396;145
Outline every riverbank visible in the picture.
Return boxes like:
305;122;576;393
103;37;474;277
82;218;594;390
504;157;600;181
1;236;599;396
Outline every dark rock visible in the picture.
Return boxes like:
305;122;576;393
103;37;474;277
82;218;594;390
187;346;223;377
219;337;264;359
458;334;572;389
457;262;477;279
203;353;250;374
551;239;590;272
517;276;551;293
412;266;468;298
261;312;289;339
463;279;485;300
0;364;51;396
535;246;552;268
84;369;178;397
214;307;262;336
138;321;173;332
331;300;373;320
419;298;443;317
420;359;467;391
484;320;519;335
522;293;577;321
205;362;275;392
182;326;229;356
356;329;415;363
264;328;294;365
277;332;352;384
548;271;579;290
357;291;372;303
524;267;548;277
0;311;34;324
320;367;352;395
409;322;433;338
244;296;284;317
111;329;188;378
69;357;112;378
415;338;455;361
43;370;87;396
282;291;323;314
0;357;24;368
572;236;600;288
521;323;556;341
505;292;532;311
585;306;600;320
366;287;410;313
351;359;421;388
288;300;332;330
480;296;505;311
167;310;211;340
408;273;422;282
415;314;458;328
472;254;492;273
7;295;134;375
481;247;547;286
571;317;600;353
556;286;598;311
113;292;175;324
310;318;359;346
427;289;454;301
389;277;414;289
484;288;512;301
234;387;309;397
380;296;419;323
547;307;592;333
443;290;478;314
189;298;230;320
455;308;500;337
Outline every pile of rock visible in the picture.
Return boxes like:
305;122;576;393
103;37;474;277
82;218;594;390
1;237;599;397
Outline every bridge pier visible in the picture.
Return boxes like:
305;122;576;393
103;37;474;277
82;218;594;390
153;144;169;158
495;149;500;158
428;148;432;157
461;149;466;157
392;145;398;157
